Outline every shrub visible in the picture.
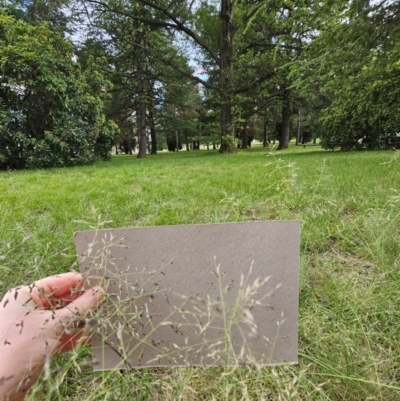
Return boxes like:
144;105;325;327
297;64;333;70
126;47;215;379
0;13;118;169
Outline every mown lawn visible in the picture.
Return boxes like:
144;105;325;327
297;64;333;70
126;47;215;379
1;144;399;400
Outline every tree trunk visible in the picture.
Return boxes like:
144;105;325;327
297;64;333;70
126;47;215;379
263;120;269;148
296;109;301;145
277;86;291;150
241;118;249;149
137;101;147;158
149;110;157;154
175;131;179;151
263;116;268;147
173;107;179;152
219;0;236;153
133;23;147;159
185;130;189;151
137;83;147;159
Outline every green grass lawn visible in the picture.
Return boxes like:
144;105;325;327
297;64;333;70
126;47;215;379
1;144;399;400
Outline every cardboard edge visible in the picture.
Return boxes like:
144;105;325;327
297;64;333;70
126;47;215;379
73;220;302;235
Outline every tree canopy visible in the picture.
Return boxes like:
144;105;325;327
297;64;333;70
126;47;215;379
1;0;400;168
0;12;117;169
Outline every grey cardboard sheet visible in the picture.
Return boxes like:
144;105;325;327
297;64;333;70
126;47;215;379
75;221;300;370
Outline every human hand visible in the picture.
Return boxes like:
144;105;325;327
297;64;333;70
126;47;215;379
0;273;104;401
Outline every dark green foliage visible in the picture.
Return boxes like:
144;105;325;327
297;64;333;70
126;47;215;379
296;0;400;151
0;13;118;169
317;46;400;151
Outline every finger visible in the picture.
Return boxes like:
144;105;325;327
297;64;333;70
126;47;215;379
58;286;104;321
52;292;86;306
35;273;84;298
32;273;84;307
0;273;84;312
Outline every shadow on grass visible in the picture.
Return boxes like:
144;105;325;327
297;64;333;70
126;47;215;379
108;150;219;164
100;147;384;171
240;146;333;158
245;145;393;159
2;145;392;176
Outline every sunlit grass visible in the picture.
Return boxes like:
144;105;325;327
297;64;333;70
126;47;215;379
1;143;399;400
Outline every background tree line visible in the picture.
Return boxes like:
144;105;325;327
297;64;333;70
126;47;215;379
1;0;400;168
